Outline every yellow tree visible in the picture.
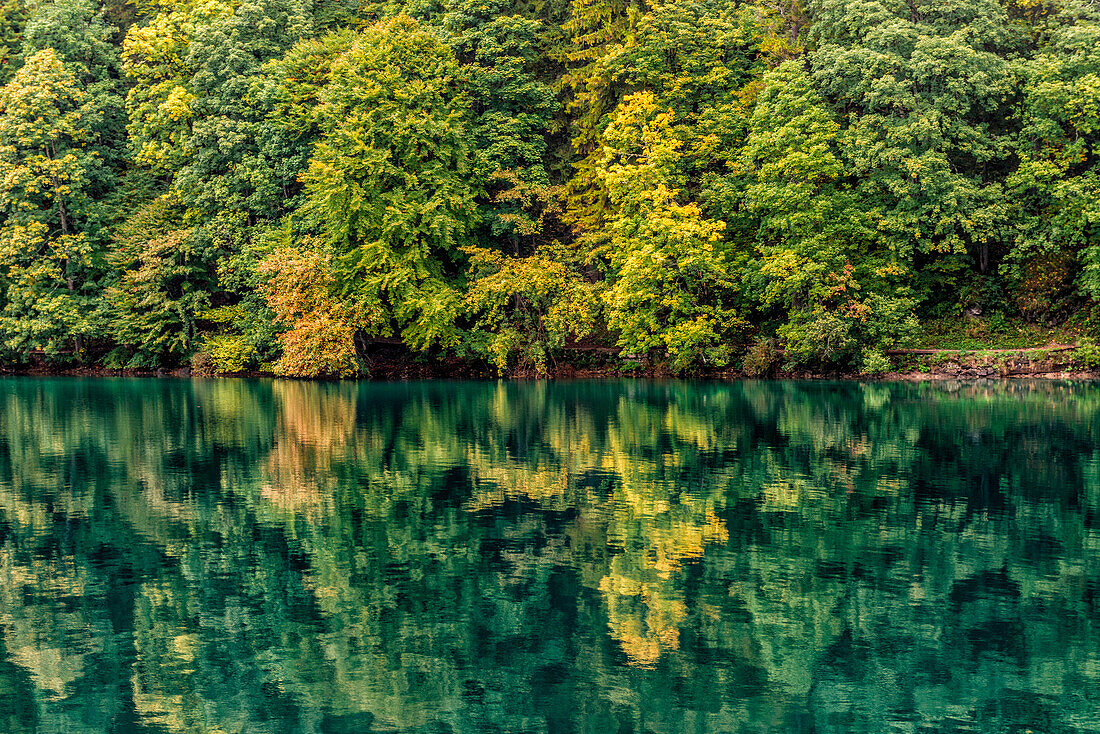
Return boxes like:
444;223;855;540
599;92;744;372
0;49;99;358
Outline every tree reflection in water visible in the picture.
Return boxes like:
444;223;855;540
0;378;1095;732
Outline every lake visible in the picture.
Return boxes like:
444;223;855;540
0;378;1096;732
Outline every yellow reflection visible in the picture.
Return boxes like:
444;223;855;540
0;548;101;700
261;381;357;514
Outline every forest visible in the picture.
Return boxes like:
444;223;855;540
0;0;1098;376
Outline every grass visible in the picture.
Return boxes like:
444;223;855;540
891;350;966;373
913;316;1085;351
878;313;1100;374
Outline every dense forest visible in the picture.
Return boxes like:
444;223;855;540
0;0;1098;375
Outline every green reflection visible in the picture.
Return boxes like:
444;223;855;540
0;378;1096;732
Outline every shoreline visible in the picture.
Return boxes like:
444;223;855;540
2;354;1096;382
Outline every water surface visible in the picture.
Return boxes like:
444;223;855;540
0;378;1097;732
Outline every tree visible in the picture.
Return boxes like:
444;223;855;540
121;0;214;175
0;49;103;359
462;239;601;375
1007;0;1100;314
443;0;557;244
252;29;357;214
23;0;118;85
599;93;744;372
258;237;360;378
104;196;208;367
300;15;478;352
23;0;127;189
809;0;1022;308
560;0;755;252
176;0;315;218
736;62;917;368
0;0;30;86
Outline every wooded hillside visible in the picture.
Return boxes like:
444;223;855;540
1;0;1097;375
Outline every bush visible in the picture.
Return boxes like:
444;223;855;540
462;246;601;376
191;351;217;377
1014;252;1075;322
202;333;255;374
777;292;918;368
663;317;731;374
742;337;778;377
860;294;919;350
1075;337;1100;368
858;347;893;375
779;312;855;365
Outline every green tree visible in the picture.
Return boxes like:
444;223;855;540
103;196;208;367
252;29;357;214
736;62;916;367
23;0;127;187
809;0;1022;308
121;0;217;175
443;0;557;244
299;15;478;352
176;0;315;219
23;0;118;84
1007;0;1100;313
0;0;30;86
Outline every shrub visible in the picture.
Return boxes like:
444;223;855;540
742;337;778;377
202;333;255;374
1075;337;1100;368
1014;252;1075;322
779;312;855;366
191;351;217;377
663;317;732;374
258;245;361;378
858;348;892;375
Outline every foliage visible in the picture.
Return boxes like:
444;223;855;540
200;330;254;373
741;336;778;377
858;347;892;375
0;0;30;86
809;0;1022;300
1008;0;1100;303
777;283;919;367
301;16;478;351
23;0;118;84
104;196;206;367
0;49;105;359
599;93;745;372
463;243;600;374
0;0;1095;373
258;239;360;378
1074;336;1100;368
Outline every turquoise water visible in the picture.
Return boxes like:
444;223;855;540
0;378;1097;732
